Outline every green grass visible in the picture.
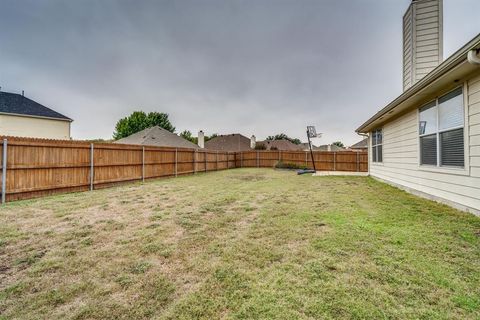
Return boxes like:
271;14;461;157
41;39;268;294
0;168;479;319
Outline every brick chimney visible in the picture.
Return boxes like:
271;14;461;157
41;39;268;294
250;135;256;149
403;0;443;91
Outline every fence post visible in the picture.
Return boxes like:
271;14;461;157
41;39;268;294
241;152;243;168
90;143;94;191
216;151;219;170
356;152;359;172
175;148;178;177
278;150;281;163
205;151;207;172
256;151;259;168
333;152;336;171
142;146;145;182
194;149;197;174
2;139;7;204
305;151;308;167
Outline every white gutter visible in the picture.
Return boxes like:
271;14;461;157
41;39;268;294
468;49;480;65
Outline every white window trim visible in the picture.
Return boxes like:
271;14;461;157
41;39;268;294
417;83;470;176
371;128;383;164
368;134;383;167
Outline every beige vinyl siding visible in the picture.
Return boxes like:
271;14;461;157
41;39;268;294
0;114;71;140
403;0;443;91
369;74;480;213
413;0;442;83
469;74;480;177
403;5;414;90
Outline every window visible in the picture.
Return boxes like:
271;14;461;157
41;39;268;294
419;87;464;167
372;129;383;163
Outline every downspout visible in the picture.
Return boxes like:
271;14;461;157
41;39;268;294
468;49;480;65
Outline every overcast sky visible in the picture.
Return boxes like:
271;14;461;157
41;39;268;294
1;0;479;145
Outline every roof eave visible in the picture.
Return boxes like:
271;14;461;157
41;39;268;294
356;33;480;133
0;111;73;122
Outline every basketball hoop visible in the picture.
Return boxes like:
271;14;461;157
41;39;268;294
306;126;319;172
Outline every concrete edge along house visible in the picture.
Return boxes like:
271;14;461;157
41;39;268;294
357;0;480;214
0;90;72;139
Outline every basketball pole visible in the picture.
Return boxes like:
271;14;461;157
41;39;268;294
307;129;317;172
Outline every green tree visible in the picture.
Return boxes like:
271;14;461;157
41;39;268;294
113;111;175;140
332;141;345;148
180;130;198;144
266;133;301;145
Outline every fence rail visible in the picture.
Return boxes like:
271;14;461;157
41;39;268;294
235;150;368;172
0;137;367;202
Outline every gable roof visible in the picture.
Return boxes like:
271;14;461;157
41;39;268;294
257;139;303;151
204;134;251;151
115;126;199;149
299;142;321;151
357;33;480;133
350;138;368;149
317;144;345;151
0;91;72;121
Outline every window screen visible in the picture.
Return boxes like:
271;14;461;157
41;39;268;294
419;102;437;135
420;134;437;165
439;87;463;131
440;128;464;167
418;87;464;168
372;129;383;163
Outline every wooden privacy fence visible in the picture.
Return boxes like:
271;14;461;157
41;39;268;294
0;137;235;202
236;150;368;172
0;137;367;202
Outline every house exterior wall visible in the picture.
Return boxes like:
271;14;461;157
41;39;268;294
0;114;71;140
369;72;480;214
403;0;443;91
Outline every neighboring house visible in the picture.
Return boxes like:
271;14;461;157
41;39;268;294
300;142;346;152
356;0;480;213
115;126;199;149
299;142;320;151
204;134;254;152
349;139;368;152
256;139;303;151
0;91;72;139
317;144;345;152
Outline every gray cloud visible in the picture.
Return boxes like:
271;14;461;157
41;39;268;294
1;0;479;145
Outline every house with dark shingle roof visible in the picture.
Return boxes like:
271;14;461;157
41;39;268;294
256;139;303;151
204;134;253;152
115;126;199;149
0;91;72;139
348;138;368;151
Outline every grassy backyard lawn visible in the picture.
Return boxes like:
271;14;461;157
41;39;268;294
0;168;479;319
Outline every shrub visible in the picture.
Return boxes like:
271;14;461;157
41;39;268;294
275;161;307;170
254;144;266;150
